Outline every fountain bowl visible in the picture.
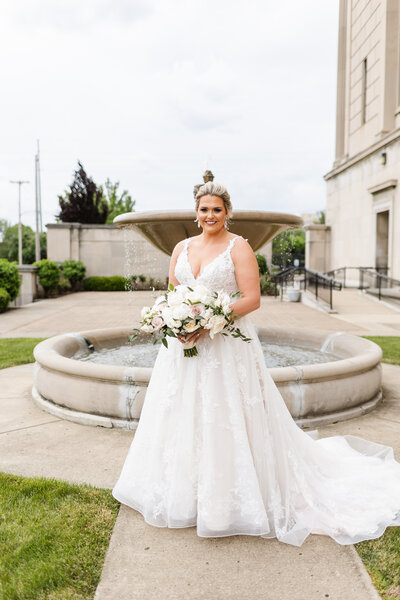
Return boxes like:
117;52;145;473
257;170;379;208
113;209;304;254
32;326;382;430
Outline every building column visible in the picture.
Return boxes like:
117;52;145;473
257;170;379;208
304;225;331;273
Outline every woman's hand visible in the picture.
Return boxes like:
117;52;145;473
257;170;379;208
177;328;209;344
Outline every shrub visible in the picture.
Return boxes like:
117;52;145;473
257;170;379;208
83;276;128;291
58;276;72;293
0;259;21;301
256;254;269;276
0;287;10;312
138;274;146;283
260;274;276;296
61;260;86;283
34;259;60;291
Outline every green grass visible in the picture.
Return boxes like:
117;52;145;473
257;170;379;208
357;336;400;598
362;336;400;366
355;528;400;600
0;338;47;370
0;472;119;600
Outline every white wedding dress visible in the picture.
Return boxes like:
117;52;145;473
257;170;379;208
112;235;400;547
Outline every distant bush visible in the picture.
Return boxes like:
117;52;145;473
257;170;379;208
58;276;72;293
83;275;167;291
34;259;60;292
255;254;269;276
0;259;21;301
260;274;276;296
83;276;128;291
61;260;86;284
0;287;10;313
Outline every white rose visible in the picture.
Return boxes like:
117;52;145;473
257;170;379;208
171;303;191;321
151;316;164;330
161;307;176;328
184;319;201;333
167;285;189;307
205;314;227;339
141;306;151;319
141;323;154;333
187;284;212;305
154;295;167;307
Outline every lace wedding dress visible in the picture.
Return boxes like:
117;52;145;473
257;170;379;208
112;235;400;547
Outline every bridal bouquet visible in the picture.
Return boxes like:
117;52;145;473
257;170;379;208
132;283;251;357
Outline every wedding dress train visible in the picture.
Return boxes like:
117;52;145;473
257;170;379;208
112;236;400;547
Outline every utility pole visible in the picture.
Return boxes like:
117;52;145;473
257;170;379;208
35;140;43;261
10;180;29;266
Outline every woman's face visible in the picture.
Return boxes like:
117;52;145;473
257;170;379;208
197;195;227;234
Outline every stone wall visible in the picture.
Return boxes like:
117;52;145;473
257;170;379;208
46;223;171;280
46;222;273;281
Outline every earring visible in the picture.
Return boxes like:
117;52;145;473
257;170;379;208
194;217;201;228
224;220;229;230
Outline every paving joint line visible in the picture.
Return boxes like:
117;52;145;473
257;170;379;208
0;419;62;435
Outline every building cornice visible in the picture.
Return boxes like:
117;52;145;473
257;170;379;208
367;179;397;194
324;127;400;180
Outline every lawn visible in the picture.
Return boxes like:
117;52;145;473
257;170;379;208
0;473;119;600
363;336;400;366
0;338;47;370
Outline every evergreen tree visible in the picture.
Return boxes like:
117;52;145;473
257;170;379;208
57;161;108;224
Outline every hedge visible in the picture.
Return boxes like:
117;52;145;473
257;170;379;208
0;259;21;302
61;260;86;283
33;259;60;291
0;287;10;313
83;276;128;291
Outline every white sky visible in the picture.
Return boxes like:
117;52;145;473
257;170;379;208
0;0;339;230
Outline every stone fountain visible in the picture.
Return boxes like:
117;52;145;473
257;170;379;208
32;172;383;430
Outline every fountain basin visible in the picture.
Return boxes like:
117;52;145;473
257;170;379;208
32;326;382;430
113;209;304;254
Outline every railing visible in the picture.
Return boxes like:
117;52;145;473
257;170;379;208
358;268;400;301
271;267;342;311
326;266;389;288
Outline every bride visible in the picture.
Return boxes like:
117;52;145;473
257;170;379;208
112;181;400;547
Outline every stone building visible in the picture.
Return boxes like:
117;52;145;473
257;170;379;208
321;0;400;281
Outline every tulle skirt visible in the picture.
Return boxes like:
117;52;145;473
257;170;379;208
112;316;400;547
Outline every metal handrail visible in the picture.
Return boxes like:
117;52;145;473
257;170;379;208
271;266;342;310
358;268;400;301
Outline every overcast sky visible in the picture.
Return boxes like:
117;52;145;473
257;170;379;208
0;0;339;231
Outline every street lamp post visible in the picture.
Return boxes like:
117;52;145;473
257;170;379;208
10;180;29;266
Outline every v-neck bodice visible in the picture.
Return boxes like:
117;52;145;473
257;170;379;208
174;236;243;294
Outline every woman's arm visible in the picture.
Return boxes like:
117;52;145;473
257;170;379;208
168;240;185;287
230;237;260;319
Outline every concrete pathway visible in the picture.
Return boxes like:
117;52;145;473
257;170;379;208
1;290;400;599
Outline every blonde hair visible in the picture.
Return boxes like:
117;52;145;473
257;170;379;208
195;181;233;223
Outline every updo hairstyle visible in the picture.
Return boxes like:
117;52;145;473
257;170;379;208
195;181;233;225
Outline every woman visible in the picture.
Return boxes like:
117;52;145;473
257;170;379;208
113;181;400;547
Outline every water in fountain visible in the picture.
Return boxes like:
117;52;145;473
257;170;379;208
73;340;339;369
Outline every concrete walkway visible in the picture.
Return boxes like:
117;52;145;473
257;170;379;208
1;289;399;599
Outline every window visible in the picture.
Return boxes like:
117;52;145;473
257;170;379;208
361;57;367;124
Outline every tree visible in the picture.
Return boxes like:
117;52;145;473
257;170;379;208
102;179;136;224
272;229;305;268
313;210;326;224
0;219;10;243
57;161;108;224
0;224;46;264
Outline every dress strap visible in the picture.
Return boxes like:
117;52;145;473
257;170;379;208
227;235;247;252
